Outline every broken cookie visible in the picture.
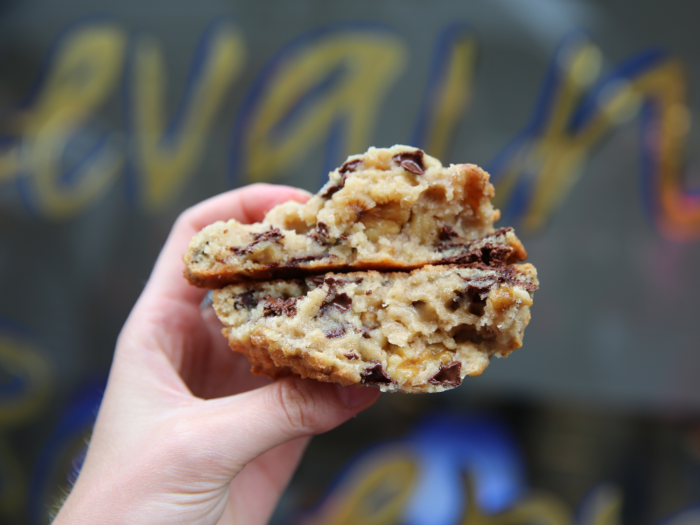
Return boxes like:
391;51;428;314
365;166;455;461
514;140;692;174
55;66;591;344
184;145;538;393
184;145;526;287
213;264;538;393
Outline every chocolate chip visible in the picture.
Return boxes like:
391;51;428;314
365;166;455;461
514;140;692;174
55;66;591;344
311;275;327;287
360;326;371;339
263;296;299;317
229;246;248;255
461;269;538;293
361;360;395;385
320;160;362;200
429;362;462;387
490;227;513;237
321;184;342;198
344;353;359;360
365;289;372;295
326;293;352;312
308;222;329;244
439;224;460;241
325;325;347;339
436;242;467;253
339;158;361;174
479;244;512;266
230;227;284;255
251;227;284;244
465;281;493;302
436;230;520;266
233;290;258;310
286;254;330;266
319;277;354;314
393;150;425;175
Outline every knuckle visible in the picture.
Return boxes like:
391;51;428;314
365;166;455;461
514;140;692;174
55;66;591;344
274;378;317;436
175;207;196;230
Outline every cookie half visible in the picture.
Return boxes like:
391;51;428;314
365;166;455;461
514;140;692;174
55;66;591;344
185;145;527;287
212;263;538;393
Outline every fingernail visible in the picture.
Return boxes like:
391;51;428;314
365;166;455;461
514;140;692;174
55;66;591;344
336;384;381;409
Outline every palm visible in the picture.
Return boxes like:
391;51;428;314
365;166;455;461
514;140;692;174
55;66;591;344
138;186;313;524
164;295;310;525
56;185;379;525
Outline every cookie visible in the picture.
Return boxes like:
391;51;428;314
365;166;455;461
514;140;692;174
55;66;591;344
184;145;527;287
212;263;538;393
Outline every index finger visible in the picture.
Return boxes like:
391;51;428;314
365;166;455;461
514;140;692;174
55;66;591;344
144;183;311;307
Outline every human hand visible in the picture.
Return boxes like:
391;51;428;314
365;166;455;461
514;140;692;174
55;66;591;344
53;184;381;525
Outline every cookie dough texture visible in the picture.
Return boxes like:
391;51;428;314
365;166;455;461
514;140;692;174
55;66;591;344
185;145;539;393
213;264;538;393
184;145;527;287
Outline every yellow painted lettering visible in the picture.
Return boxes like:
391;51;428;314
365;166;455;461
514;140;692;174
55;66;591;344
130;23;244;211
458;475;572;525
630;58;700;240
577;485;622;525
0;333;51;426
302;450;418;525
20;24;126;218
491;35;640;232
418;27;477;161
241;29;406;184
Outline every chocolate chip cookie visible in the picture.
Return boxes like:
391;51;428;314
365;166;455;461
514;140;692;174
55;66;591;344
185;145;538;392
213;264;537;393
184;145;526;287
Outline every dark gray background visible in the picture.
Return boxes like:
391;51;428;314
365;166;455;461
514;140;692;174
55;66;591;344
1;0;700;523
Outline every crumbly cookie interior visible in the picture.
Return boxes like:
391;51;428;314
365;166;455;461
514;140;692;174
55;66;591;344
213;264;538;393
185;145;526;287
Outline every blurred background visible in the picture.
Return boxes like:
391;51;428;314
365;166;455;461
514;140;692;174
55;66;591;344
1;0;700;523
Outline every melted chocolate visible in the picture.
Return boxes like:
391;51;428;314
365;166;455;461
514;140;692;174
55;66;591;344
311;275;327;287
321;184;342;199
392;150;425;175
490;226;513;237
229;246;248;255
325;292;352;312
325;325;347;339
319;277;354;314
308;222;330;244
465;280;493;302
361;360;395;385
339;158;361;174
437;243;512;266
263;296;299;317
286;254;330;266
233;290;258;310
321;159;362;199
439;224;460;241
480;244;513;265
437;229;517;265
230;227;284;255
251;227;284;244
429;362;462;387
461;268;538;292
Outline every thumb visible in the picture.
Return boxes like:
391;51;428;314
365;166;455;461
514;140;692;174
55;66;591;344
199;377;380;471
